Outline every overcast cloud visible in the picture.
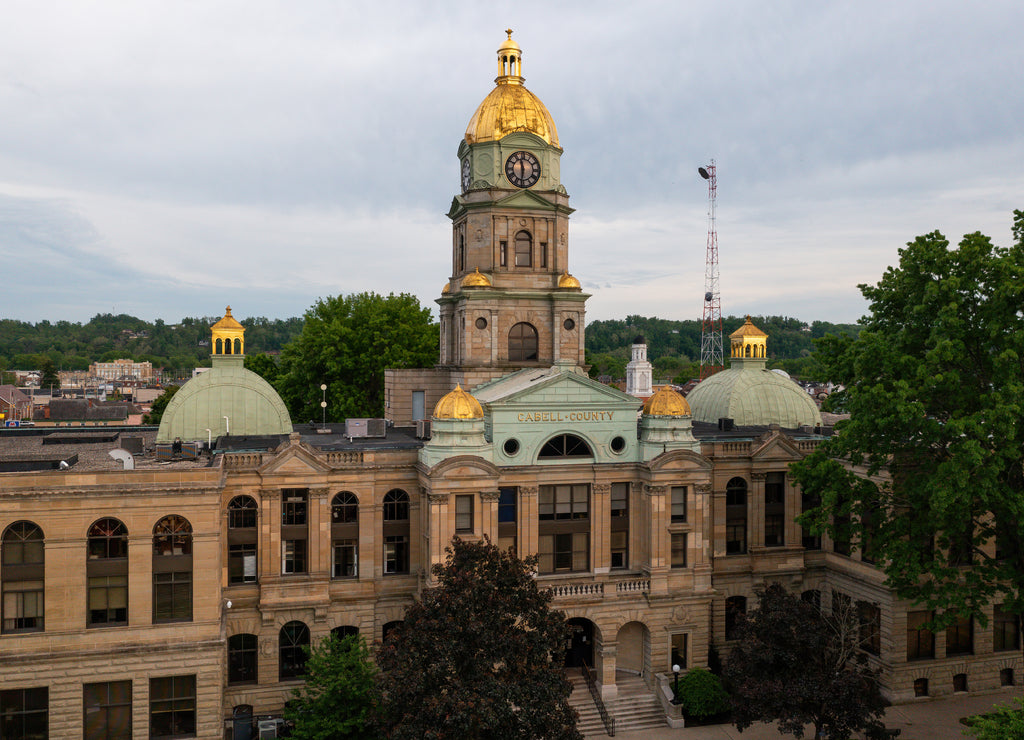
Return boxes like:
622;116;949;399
1;1;1021;326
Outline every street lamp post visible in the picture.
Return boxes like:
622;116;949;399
320;384;327;429
672;663;681;703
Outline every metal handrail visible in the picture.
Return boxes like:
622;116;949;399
580;660;615;736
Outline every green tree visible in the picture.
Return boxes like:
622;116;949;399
674;667;730;721
964;697;1024;739
791;211;1024;621
277;292;438;421
244;353;281;386
284;633;379;740
724;584;885;739
142;385;180;425
377;537;581;740
38;357;60;390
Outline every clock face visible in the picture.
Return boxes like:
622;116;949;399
504;150;541;188
461;158;471;192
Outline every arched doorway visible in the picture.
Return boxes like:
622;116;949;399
231;705;253;740
616;621;649;676
564;617;596;668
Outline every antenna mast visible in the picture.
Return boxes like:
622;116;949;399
698;161;723;380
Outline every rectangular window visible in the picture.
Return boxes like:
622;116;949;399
228;544;257;585
149;676;195;739
228;634;258;685
801;490;821;550
384;535;409;575
725;523;746;555
412;390;425;421
539;485;589;520
764;472;785;546
497;487;517;553
282;540;307;575
611;483;628;519
610;530;628;569
858;601;881;655
455;495;474;533
84;681;131;740
333;540;358;578
499;241;507;267
945;615;973;656
993;605;1021;652
540;242;548;268
670;633;687;670
671;533;687;569
670;486;687;523
906;610;935;660
0;687;48;740
2;581;44;632
153;571;192;622
88;575;128;626
282;490;308;526
538;533;589;574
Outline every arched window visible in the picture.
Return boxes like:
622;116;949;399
87;518;128;626
227;496;258;585
725;477;748;555
514;230;532;267
215;338;223;354
332;625;359;641
2;521;44;633
725;595;747;640
508;322;538;361
279;621;310;680
153;515;192;623
383;490;410;575
332;492;359;578
228;633;258;685
234;337;242;354
382;620;404;644
538;434;593;459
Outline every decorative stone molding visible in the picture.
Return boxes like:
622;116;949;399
520;486;538;498
593;483;611;496
644;484;667;497
750;472;766;482
479;490;501;503
695;482;712;494
426;493;449;505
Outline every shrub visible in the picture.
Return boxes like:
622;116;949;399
675;667;730;719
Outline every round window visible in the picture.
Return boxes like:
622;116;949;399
476;317;488;330
503;438;520;456
610;436;626;453
563;318;576;331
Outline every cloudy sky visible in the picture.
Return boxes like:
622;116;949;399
2;1;1022;326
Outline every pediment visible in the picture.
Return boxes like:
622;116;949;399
750;432;806;462
647;448;714;472
493;189;557;211
424;454;501;481
258;442;331;476
484;369;639;409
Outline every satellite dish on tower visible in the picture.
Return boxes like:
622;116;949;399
698;167;710;180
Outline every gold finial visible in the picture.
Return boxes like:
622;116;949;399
225;306;232;316
506;28;512;38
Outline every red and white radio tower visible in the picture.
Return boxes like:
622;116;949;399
698;161;723;380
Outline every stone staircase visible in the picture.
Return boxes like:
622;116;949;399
568;670;667;737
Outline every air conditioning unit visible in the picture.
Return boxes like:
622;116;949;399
345;418;387;438
258;719;283;738
415;419;431;440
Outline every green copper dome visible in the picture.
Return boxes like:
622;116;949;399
156;355;292;443
686;358;822;429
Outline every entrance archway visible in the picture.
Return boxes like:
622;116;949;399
564;617;597;668
616;621;649;676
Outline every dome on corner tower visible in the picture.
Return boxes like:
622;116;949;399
643;387;691;417
465;30;559;147
433;385;484;419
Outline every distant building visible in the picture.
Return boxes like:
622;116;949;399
625;335;654;398
89;359;155;381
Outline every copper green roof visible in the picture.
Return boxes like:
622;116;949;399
156;355;292;442
686;358;822;428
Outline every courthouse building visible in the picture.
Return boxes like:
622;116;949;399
0;31;1019;740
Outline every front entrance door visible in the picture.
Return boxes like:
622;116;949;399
564;618;594;668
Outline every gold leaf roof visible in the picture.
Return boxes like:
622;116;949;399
730;316;767;339
462;267;492;288
465;31;559;147
642;386;691;417
433;384;484;420
558;271;581;289
211;306;244;332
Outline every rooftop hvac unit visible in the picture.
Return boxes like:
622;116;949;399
345;418;387;439
258;719;283;738
717;417;735;431
415;419;431;440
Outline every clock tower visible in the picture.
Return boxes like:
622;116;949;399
439;30;588;388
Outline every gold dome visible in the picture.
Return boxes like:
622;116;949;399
211;306;243;332
461;267;492;288
558;271;581;289
464;31;559;147
433;384;484;419
730;316;767;339
211;306;245;356
441;281;451;295
643;386;691;417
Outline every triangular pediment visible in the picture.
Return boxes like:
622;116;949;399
493;189;558;210
751;431;806;462
258;440;331;476
647;448;714;472
477;366;639;409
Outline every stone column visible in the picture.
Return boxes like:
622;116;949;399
749;472;766;550
309;487;329;576
645;484;669;596
784;473;802;548
519;486;539;559
426;492;449;579
480;489;501;542
592;483;610;573
598;642;619;701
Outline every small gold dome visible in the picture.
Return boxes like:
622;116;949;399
441;281;451;295
558;271;581;289
433;384;484;419
643;386;691;417
465;31;559;147
462;267;492;288
211;306;244;331
730;316;767;339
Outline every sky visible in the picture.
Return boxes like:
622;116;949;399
2;1;1022;326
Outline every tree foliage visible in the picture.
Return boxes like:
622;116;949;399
963;696;1024;740
376;537;581;740
724;584;885;739
142;385;179;425
674;667;730;720
244;352;281;386
284;633;379;740
276;292;438;421
791;211;1024;621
